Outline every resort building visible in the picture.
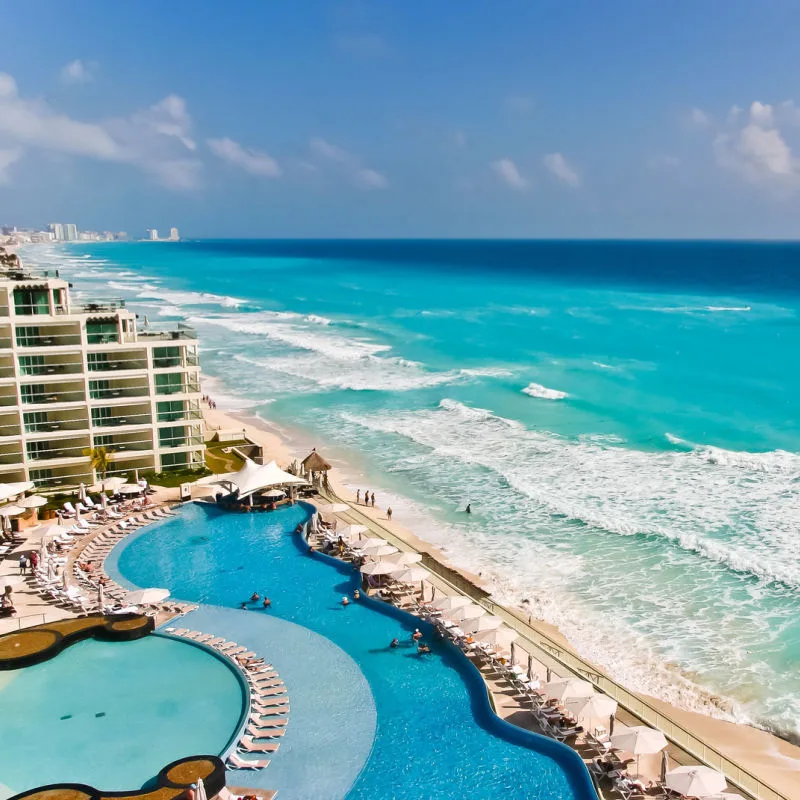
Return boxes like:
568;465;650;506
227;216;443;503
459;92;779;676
0;256;205;492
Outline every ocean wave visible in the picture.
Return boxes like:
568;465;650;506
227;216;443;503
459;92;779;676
106;281;244;309
522;382;568;400
666;433;800;474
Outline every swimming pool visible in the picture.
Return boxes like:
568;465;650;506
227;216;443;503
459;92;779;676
0;634;244;798
109;502;596;800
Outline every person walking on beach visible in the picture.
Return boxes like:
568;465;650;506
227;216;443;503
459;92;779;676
18;554;27;575
371;492;376;508
387;506;393;521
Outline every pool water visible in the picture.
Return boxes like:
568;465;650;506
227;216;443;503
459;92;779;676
0;635;244;797
112;503;594;800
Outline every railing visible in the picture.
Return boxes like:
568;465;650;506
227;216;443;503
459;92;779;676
0;451;23;464
16;334;82;347
25;418;89;434
88;360;148;372
157;409;203;423
21;389;86;405
0;395;17;407
158;435;204;449
19;362;83;376
86;334;120;345
0;337;12;349
0;610;67;634
80;299;125;313
0;426;21;438
92;413;152;428
99;439;155;453
13;304;64;316
26;445;90;462
323;489;789;800
139;324;197;341
156;383;200;396
0;306;9;317
0;366;15;378
89;386;149;400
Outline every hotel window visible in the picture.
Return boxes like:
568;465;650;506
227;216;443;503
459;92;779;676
15;326;40;346
159;425;186;448
20;384;45;404
155;372;183;395
87;352;109;371
23;411;48;432
88;379;110;399
161;452;189;469
153;346;181;369
157;400;185;422
26;439;51;459
13;288;49;316
91;407;112;426
29;467;53;483
86;320;118;344
18;355;44;375
94;434;114;448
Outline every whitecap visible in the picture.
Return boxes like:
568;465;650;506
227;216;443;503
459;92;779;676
522;382;568;400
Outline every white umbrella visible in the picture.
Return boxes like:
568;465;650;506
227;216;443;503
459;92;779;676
90;476;126;493
430;594;472;612
118;484;141;495
463;614;504;633
47;559;57;580
360;560;399;576
362;543;398;557
666;766;727;797
127;587;170;604
317;503;348;513
101;493;108;511
391;567;430;583
97;584;105;609
358;537;388;548
195;778;207;800
472;626;518;648
0;575;24;591
446;603;487;623
25;524;67;544
338;524;368;538
610;726;668;755
78;483;87;502
262;489;285;499
0;505;26;516
565;694;618;724
543;677;595;703
18;495;47;509
389;551;423;565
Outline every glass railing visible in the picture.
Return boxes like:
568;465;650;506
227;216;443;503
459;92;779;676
25;419;89;434
19;363;83;376
14;304;55;316
92;413;152;428
0;426;21;437
88;360;148;372
0;338;12;349
21;389;86;404
89;385;149;400
156;383;200;396
80;299;125;313
152;358;182;369
157;409;203;423
0;307;9;317
86;334;120;345
158;435;204;449
139;323;197;341
0;366;15;379
16;334;82;347
0;451;23;465
101;439;154;453
0;395;18;407
26;446;88;462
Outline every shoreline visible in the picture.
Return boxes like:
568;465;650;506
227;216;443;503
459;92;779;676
200;400;800;800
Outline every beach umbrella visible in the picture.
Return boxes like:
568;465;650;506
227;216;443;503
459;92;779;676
542;677;595;703
360;560;398;576
472;626;518;648
127;587;170;604
389;551;423;565
317;503;348;513
24;524;66;544
358;537;388;548
564;694;618;724
0;575;24;591
18;495;47;509
446;603;487;623
430;594;472;612
101;493;108;511
0;504;25;517
78;483;87;502
362;543;398;557
47;559;57;580
90;476;126;493
391;567;430;583
463;614;504;633
338;524;368;539
118;484;141;495
195;779;207;800
665;766;727;798
262;489;285;499
610;726;668;755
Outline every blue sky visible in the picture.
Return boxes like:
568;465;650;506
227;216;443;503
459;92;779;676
2;1;800;238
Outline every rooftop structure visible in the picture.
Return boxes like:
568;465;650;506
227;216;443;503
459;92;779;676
0;250;205;492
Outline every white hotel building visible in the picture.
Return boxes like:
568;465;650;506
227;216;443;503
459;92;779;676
0;262;205;491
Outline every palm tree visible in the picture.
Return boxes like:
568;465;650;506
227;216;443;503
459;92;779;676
83;446;112;479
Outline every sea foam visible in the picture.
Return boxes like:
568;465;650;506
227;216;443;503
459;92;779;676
522;382;568;400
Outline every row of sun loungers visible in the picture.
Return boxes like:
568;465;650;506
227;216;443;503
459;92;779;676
164;627;289;771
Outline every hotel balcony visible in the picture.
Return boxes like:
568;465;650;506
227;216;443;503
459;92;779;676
0;387;18;407
0;326;13;350
155;373;201;397
158;426;204;450
18;352;84;378
0;441;23;466
0;354;14;380
139;323;198;343
88;377;150;402
15;323;82;349
77;299;126;314
24;408;90;435
152;344;200;370
30;464;95;493
87;349;149;374
20;379;86;407
91;403;152;430
95;431;155;458
0;412;21;440
26;435;92;465
156;399;203;424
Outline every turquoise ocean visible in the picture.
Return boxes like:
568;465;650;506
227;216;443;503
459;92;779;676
22;240;800;740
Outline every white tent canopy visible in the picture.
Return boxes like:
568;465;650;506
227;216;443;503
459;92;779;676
542;677;595;703
228;459;307;499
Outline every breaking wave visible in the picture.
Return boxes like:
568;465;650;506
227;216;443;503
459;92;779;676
522;382;568;400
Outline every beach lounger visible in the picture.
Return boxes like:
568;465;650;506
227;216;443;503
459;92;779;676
194;633;214;643
216;641;239;651
225;646;248;657
253;699;289;710
226;754;269;770
237;736;279;753
184;631;203;639
246;724;286;738
206;637;226;646
172;628;190;636
248;717;288;728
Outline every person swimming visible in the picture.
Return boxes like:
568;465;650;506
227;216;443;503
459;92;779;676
250;592;260;602
263;597;271;608
417;644;431;654
390;638;400;648
342;596;350;606
353;589;361;600
465;503;471;514
412;628;423;641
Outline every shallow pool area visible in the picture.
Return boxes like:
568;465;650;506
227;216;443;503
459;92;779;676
0;634;245;798
108;502;595;800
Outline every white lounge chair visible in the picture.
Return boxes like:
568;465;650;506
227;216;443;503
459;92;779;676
226;753;269;770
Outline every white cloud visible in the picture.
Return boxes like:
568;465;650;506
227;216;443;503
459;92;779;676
0;72;201;189
60;59;94;84
689;108;711;128
0;148;21;183
208;137;281;178
309;136;387;189
726;105;742;125
543;152;581;187
491;158;528;189
749;101;774;128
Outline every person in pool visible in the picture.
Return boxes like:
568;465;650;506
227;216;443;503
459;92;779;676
417;643;431;654
353;589;361;600
342;596;350;606
263;597;271;609
250;592;260;602
390;638;400;648
412;628;423;642
465;503;471;514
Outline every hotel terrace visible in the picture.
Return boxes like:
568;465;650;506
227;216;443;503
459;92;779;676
0;253;204;492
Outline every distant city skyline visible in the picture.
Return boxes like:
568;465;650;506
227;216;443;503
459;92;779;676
2;1;800;238
0;222;177;244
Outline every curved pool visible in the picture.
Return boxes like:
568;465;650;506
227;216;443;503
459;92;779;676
109;502;595;800
0;634;244;798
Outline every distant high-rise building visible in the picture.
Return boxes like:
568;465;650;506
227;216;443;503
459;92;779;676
147;228;159;241
63;224;78;241
169;227;180;241
49;223;64;241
